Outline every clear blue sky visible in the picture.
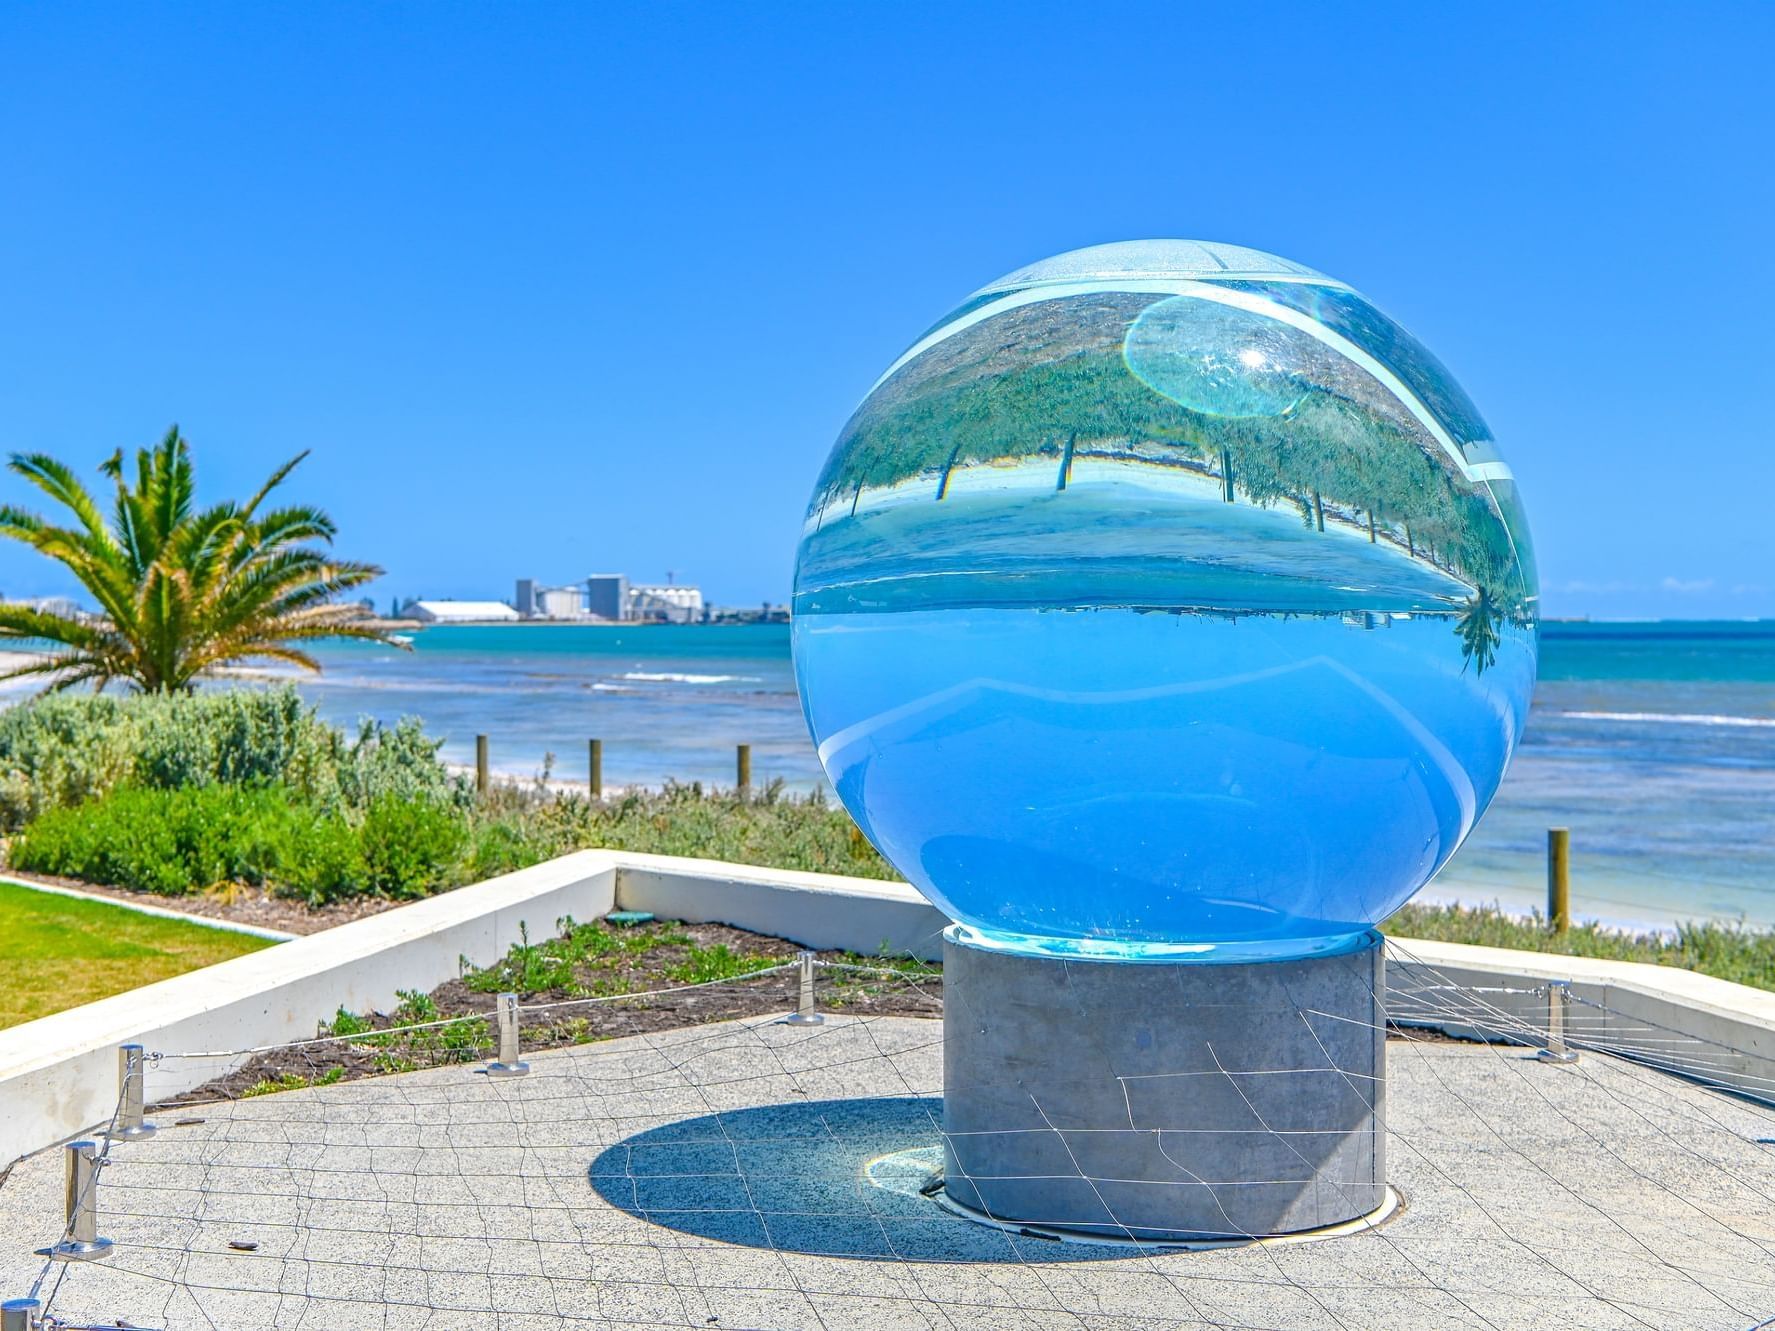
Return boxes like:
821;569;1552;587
1;2;1770;619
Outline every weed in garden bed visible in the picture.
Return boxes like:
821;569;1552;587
466;916;695;997
244;1067;345;1098
666;942;780;984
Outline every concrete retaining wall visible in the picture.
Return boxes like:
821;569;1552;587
612;853;950;960
1385;936;1775;1093
0;851;620;1167
4;852;1774;1166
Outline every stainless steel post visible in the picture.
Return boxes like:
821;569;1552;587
781;950;823;1026
109;1044;156;1141
486;992;529;1077
1;1298;42;1330
49;1140;113;1261
1536;980;1580;1065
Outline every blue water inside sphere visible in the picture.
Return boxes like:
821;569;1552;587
792;240;1537;961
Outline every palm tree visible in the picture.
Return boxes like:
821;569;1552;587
1454;588;1502;676
0;426;402;692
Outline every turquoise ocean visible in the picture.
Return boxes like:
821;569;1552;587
294;621;1775;931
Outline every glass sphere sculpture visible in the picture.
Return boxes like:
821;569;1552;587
792;240;1537;960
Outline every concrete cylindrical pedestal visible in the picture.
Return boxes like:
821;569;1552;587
941;928;1386;1242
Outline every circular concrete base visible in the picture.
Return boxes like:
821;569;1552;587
935;1181;1403;1250
941;926;1387;1242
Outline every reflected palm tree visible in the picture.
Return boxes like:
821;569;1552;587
1454;588;1502;675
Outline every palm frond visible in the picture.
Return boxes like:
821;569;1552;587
240;450;311;519
8;453;114;547
0;604;111;651
0;432;397;692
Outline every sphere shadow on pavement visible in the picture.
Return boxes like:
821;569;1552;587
588;1095;1132;1263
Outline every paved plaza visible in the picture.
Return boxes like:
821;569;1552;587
3;1013;1773;1330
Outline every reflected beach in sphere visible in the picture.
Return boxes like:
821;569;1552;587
792;241;1537;960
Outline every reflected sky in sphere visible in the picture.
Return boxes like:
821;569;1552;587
1125;296;1311;418
792;240;1538;961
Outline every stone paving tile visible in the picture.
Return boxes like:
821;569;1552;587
2;1016;1773;1329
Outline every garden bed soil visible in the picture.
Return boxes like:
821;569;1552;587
155;918;944;1106
153;913;1463;1109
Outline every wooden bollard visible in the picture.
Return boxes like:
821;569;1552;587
589;738;603;800
476;734;489;796
736;743;752;798
1548;827;1570;933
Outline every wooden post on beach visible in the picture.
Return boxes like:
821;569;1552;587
1548;827;1571;933
737;743;752;799
476;734;489;797
589;739;603;800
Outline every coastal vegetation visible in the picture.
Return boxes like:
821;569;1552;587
0;686;887;902
0;428;399;692
3;687;1772;998
1384;902;1775;991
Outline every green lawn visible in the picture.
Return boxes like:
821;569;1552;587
0;881;277;1029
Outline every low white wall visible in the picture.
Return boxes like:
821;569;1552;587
0;851;618;1167
5;851;1775;1167
613;853;951;960
1386;937;1775;1090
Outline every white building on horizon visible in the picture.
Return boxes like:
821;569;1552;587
514;573;703;623
402;599;520;623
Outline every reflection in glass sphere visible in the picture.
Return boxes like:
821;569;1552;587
792;240;1537;961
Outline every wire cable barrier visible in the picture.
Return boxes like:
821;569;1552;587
3;945;1775;1330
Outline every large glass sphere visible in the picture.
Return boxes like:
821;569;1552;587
792;240;1537;961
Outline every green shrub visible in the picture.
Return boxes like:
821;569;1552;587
0;687;463;831
270;813;366;905
467;819;553;881
359;794;469;898
465;780;897;882
334;716;467;810
10;783;468;900
1385;902;1775;992
0;692;136;827
132;687;335;792
11;784;316;894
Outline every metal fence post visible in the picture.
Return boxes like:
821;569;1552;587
589;738;603;800
736;743;752;799
1537;980;1580;1065
1;1298;42;1330
48;1140;113;1262
476;735;490;796
109;1044;156;1141
486;992;529;1078
781;951;823;1027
